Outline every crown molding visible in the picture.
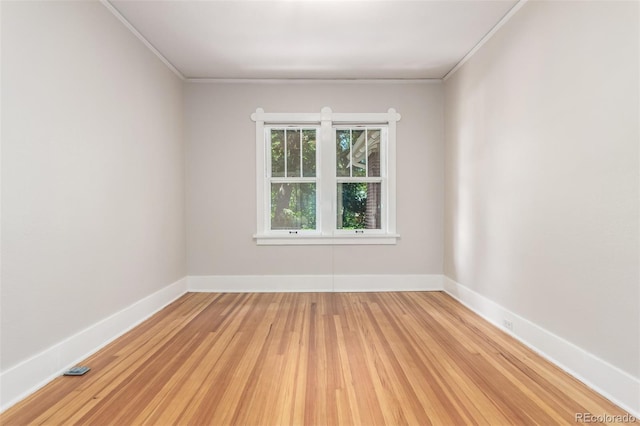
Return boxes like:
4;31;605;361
186;78;442;84
443;0;528;81
100;0;185;81
101;0;525;84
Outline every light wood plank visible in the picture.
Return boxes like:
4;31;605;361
1;292;634;425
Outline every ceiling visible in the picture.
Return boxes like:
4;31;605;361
107;0;519;80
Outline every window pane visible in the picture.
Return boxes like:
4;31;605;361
271;129;285;177
336;182;381;230
286;129;301;177
302;129;316;177
352;129;366;177
271;183;316;230
336;129;350;177
367;129;381;177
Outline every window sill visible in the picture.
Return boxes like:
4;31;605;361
254;233;400;246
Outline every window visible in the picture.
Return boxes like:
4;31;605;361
252;107;400;245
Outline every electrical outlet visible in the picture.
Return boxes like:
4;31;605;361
503;319;514;332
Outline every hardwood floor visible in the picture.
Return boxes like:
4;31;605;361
1;292;633;425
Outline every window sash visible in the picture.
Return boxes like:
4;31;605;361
333;125;388;234
265;126;320;233
334;126;387;179
266;126;319;179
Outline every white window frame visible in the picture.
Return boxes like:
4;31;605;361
252;107;401;245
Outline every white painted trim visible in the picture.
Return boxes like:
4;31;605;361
250;108;401;124
333;109;402;123
100;0;185;81
386;113;397;235
443;0;529;81
254;234;400;245
443;276;640;418
187;78;442;85
0;277;188;413
254;111;266;238
188;274;443;293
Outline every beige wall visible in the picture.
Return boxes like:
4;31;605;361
444;0;639;376
186;82;444;276
1;2;186;370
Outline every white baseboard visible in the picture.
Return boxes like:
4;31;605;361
443;276;640;418
0;277;188;412
188;274;444;293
